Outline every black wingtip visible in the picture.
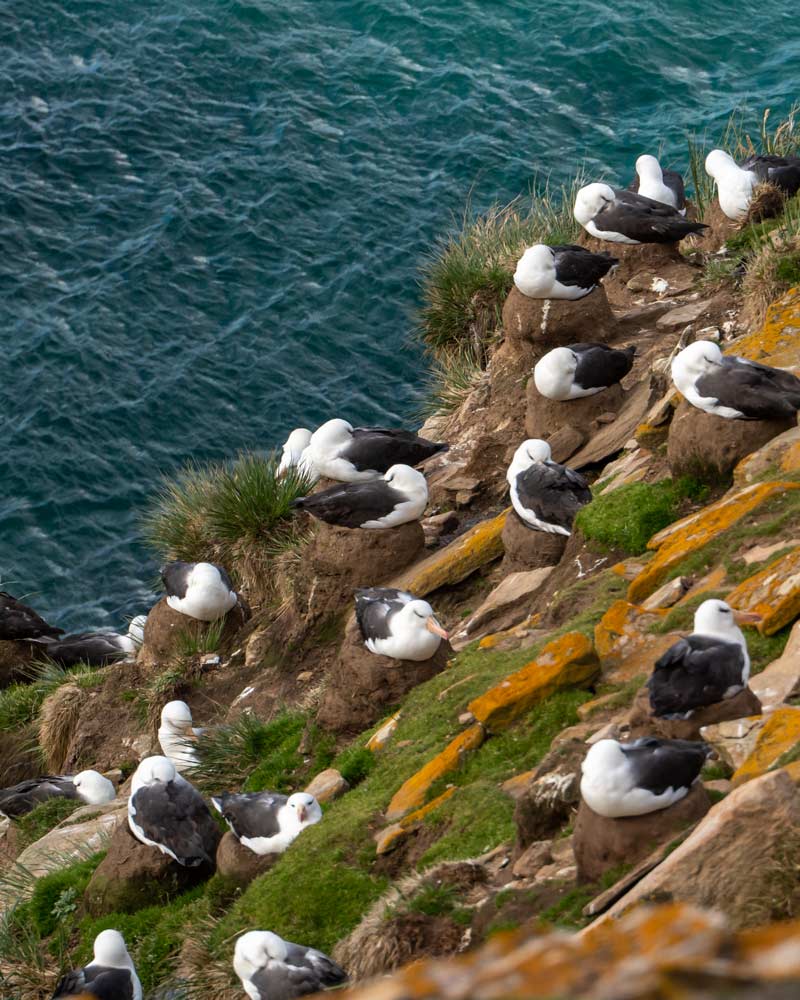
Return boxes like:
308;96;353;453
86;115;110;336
434;442;450;453
291;497;307;509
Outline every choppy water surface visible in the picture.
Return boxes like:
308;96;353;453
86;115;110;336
1;0;797;628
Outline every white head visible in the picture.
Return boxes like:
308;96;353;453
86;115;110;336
285;791;322;828
574;182;615;225
671;340;723;390
73;770;116;805
704;148;738;180
127;615;147;646
397;599;448;641
278;428;314;474
134;755;177;788
309;418;354;450
513;245;556;297
383;464;428;499
234;930;288;980
693;599;762;638
533;347;578;399
507;439;552;484
581;738;626;776
189;562;228;588
93;929;134;969
160;700;194;735
635;154;663;182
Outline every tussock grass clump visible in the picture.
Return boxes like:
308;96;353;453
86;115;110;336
575;478;708;555
420;345;487;418
175;618;227;658
0;660;105;738
38;683;84;772
142;453;314;598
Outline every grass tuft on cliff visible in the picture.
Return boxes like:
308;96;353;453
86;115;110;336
141;452;314;596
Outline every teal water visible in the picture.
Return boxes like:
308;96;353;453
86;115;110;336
1;0;798;629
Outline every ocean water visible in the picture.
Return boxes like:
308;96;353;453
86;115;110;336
1;0;797;630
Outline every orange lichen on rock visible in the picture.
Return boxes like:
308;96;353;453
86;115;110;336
375;787;457;855
734;426;800;486
391;510;508;597
732;706;800;786
727;546;800;635
385;723;484;821
628;482;798;604
468;632;599;731
730;285;800;369
594;599;673;683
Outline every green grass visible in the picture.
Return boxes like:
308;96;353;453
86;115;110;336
332;746;376;788
421;343;487;419
175;619;227;658
575;478;708;555
0;660;107;734
141;452;314;595
14;798;83;850
19;853;106;938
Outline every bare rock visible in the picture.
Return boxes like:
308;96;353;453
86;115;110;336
215;831;279;885
511;840;552;879
573;782;711;883
139;596;249;671
700;716;767;772
316;621;451;735
578;234;698;307
667;399;796;482
305;768;349;803
501;512;568;574
14;802;126;879
600;769;800;927
458;568;554;640
85;821;217;916
750;619;800;712
656;298;715;328
626;684;762;741
502;285;616;351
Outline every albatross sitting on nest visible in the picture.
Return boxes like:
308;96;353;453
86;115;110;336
581;737;712;818
0;770;115;818
630;154;686;212
506;439;591;536
671;340;800;420
40;615;147;667
53;929;142;1000
513;244;618;299
161;561;237;621
354;588;448;660
304;418;448;482
158;700;204;772
292;464;428;529
705;148;800;220
648;599;762;719
212;790;322;855
574;182;707;243
234;930;348;1000
0;591;63;641
534;343;635;400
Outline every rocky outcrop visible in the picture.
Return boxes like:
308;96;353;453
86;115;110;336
525;384;626;459
731;707;800;786
594;600;675;684
727;546;800;635
626;684;762;741
514;739;586;848
572;782;711;883
13;801;125;883
749;620;800;711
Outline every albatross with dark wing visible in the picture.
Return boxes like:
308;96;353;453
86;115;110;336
506;439;591;536
292;464;428;529
581;737;712;817
53;929;142;1000
648;599;762;719
671;340;800;420
534;343;636;400
41;616;146;667
630;154;686;212
0;591;63;641
574;183;707;244
513;244;618;299
234;930;348;1000
706;148;800;220
211;791;321;855
354;587;448;660
127;756;219;866
158;700;203;772
305;418;448;482
161;561;238;621
0;770;115;818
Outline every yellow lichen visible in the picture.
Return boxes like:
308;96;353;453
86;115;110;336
727;546;800;635
375;787;457;854
732;706;800;785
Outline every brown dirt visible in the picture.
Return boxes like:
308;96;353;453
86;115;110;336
626;685;763;742
139;596;249;673
501;512;568;574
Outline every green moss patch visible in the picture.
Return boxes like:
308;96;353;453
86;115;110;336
14;797;83;850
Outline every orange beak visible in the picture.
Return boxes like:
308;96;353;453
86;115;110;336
426;618;449;640
297;806;307;823
733;610;763;626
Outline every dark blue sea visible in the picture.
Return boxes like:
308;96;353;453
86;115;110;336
1;0;798;629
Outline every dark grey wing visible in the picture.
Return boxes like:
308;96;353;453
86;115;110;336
82;966;136;1000
293;481;404;527
131;781;219;866
551;246;618;287
52;967;88;998
250;963;321;1000
599;189;707;242
212;791;286;840
572;344;636;390
43;632;125;668
649;636;746;716
620;738;710;794
662;169;686;210
354;588;409;641
345;428;448;472
741;154;800;194
160;562;193;599
0;776;78;817
284;943;349;990
0;591;63;641
697;358;800;419
515;463;591;531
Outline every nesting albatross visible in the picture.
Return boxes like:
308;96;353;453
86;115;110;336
649;599;762;719
506;439;591;535
40;616;146;667
305;418;448;482
0;591;62;641
631;154;686;212
706;148;800;221
234;930;348;1000
277;428;319;481
127;756;219;866
292;464;428;529
513;244;618;299
581;737;712;818
534;343;636;400
161;561;237;621
574;183;707;243
0;770;115;818
212;790;322;855
158;700;203;772
671;340;800;420
53;929;142;1000
355;587;448;660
